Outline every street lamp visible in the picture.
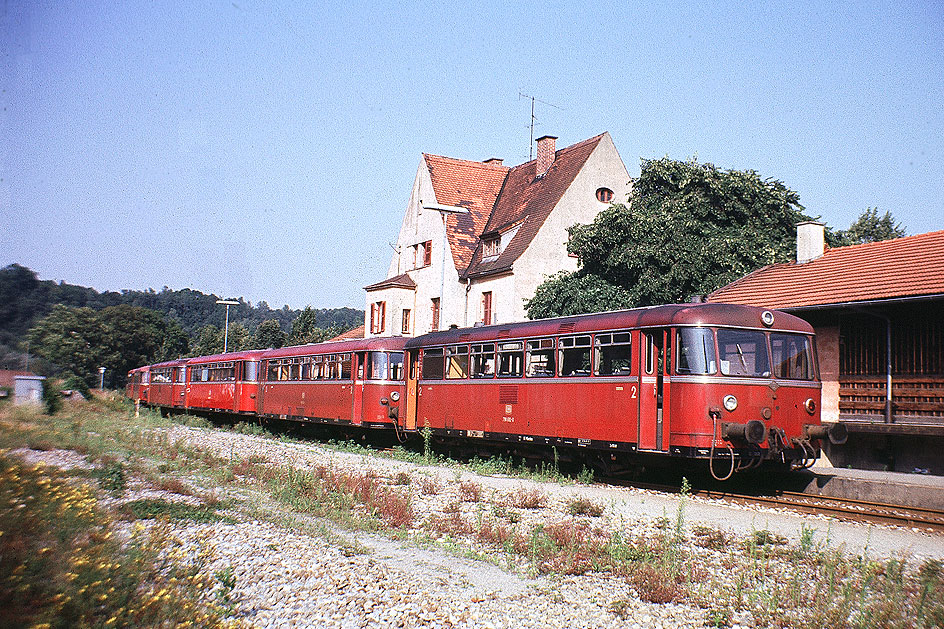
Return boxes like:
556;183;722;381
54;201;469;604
98;367;106;390
216;299;239;353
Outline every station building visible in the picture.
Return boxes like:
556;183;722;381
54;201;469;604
709;223;944;474
364;133;631;337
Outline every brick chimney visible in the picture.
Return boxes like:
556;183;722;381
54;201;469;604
535;135;557;176
796;221;825;264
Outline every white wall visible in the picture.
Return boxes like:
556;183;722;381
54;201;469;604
507;133;632;322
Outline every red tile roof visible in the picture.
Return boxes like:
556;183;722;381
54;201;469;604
463;133;605;278
708;230;944;309
327;324;365;342
424;155;508;272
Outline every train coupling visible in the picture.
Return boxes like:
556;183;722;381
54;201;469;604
721;420;768;445
803;422;848;445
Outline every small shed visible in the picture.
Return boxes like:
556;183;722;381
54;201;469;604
14;375;45;404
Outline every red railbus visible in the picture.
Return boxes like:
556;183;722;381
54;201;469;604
185;350;266;416
258;337;407;428
403;303;844;477
147;359;188;413
126;366;150;404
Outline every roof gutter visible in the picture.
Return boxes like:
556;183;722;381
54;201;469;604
778;293;944;312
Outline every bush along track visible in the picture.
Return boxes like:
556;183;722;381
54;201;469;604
1;396;943;628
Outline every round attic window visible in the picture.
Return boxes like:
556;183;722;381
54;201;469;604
595;187;614;203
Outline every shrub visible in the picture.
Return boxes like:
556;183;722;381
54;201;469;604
41;379;61;415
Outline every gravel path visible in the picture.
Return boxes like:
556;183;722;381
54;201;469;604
14;425;944;628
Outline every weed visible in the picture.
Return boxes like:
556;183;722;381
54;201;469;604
566;496;604;517
419;475;442;495
96;458;127;495
421;423;433;461
392;471;412;485
214;565;239;616
576;465;594;484
118;498;231;523
459;480;483;502
692;525;729;550
0;454;235;627
506;487;548;509
608;598;632;619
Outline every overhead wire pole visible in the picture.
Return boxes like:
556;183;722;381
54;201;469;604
217;299;239;353
519;92;563;160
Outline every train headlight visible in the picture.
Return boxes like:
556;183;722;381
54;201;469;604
761;311;775;327
390;391;400;402
723;395;738;412
804;398;816;414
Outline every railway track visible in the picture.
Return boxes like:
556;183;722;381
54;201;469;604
614;480;944;534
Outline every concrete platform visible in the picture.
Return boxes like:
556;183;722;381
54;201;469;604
796;466;944;511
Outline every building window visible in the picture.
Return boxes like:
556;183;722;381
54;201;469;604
370;301;386;335
401;309;411;334
431;298;440;331
482;237;499;258
595;187;614;203
482;291;492;326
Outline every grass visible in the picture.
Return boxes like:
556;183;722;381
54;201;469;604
3;397;944;628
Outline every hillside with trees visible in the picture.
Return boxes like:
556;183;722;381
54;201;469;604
0;264;363;386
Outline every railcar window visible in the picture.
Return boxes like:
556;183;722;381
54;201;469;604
446;345;469;379
368;352;389;380
771;333;813;380
341;354;353;380
497;341;523;377
422;348;445;380
152;369;172;383
526;339;555;377
176;367;186;383
388;352;404;381
717;330;770;377
676;328;716;375
559;335;592;376
595;332;633;376
471;343;496;378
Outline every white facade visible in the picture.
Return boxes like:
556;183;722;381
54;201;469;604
365;133;631;337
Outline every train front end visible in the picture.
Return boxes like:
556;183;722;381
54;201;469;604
669;306;846;479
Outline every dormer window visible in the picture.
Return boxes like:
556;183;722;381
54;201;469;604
482;237;500;258
596;187;614;203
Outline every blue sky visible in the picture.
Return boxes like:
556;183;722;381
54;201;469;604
2;1;942;309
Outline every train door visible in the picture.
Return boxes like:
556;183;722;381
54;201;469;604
638;329;671;451
404;349;419;430
174;366;186;408
352;352;365;425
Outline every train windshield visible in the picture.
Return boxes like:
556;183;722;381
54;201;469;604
368;352;389;380
717;330;770;377
676;328;716;375
770;333;814;380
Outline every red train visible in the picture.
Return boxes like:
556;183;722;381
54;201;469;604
127;303;846;479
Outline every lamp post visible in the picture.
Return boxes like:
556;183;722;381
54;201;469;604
216;299;239;353
98;367;106;390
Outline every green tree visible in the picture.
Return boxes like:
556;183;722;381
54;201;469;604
27;306;107;385
526;157;809;319
223;322;251;352
191;325;222;357
27;304;184;387
830;208;906;246
288;306;319;345
253;319;285;349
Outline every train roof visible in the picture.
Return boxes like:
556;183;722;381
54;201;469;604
186;349;268;365
405;303;813;348
260;336;408;360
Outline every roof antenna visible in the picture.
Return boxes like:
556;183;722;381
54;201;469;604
519;92;562;160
